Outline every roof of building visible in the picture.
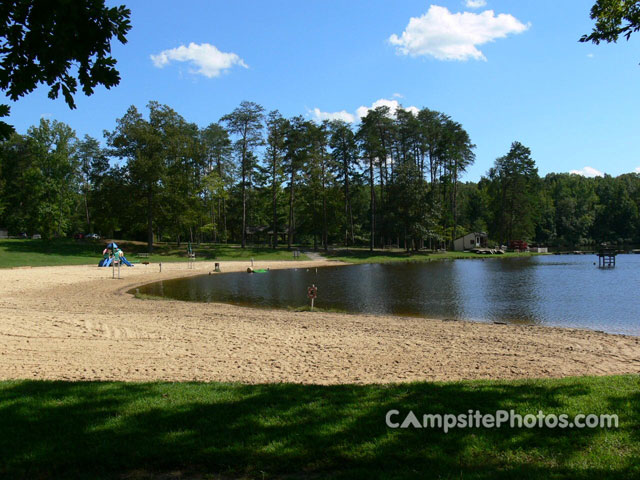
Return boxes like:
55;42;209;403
454;232;487;241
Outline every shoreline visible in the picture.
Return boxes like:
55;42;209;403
0;260;638;384
130;257;637;338
0;246;548;270
130;270;635;338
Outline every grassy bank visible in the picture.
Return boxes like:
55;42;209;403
0;375;637;479
0;239;308;268
327;248;542;264
0;239;545;268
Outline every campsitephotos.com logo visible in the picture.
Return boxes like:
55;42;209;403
386;410;619;433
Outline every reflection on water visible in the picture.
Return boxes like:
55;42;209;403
134;255;640;336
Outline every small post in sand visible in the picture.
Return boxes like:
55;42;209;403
112;259;121;279
307;284;318;311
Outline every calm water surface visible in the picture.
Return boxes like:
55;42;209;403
135;255;640;336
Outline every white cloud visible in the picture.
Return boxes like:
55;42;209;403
310;98;420;124
389;5;529;61
356;98;419;120
392;92;404;98
150;42;247;78
310;108;356;123
465;0;487;8
634;167;640;173
570;166;604;178
587;53;594;58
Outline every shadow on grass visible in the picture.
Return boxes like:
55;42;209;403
0;239;188;258
325;249;430;262
0;239;301;263
0;238;103;257
0;376;637;479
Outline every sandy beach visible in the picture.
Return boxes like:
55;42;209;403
0;259;638;384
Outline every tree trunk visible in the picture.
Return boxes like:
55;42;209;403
403;227;407;251
343;157;350;246
84;189;91;232
216;159;223;244
441;163;448;242
241;167;247;249
378;160;385;248
452;166;458;245
378;129;387;247
369;156;375;252
212;201;217;243
272;153;278;249
348;199;355;246
321;152;328;251
288;166;295;249
147;188;154;253
222;198;227;243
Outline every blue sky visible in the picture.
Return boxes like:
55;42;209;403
6;0;640;181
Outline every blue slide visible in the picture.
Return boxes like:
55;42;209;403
102;257;113;267
120;256;134;267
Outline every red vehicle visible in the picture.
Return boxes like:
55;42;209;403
509;240;528;251
73;233;84;240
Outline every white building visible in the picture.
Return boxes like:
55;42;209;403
453;232;488;251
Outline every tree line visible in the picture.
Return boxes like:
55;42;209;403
1;101;639;251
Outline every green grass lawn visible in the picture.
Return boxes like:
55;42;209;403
0;375;637;479
0;239;545;268
326;247;542;264
0;239;308;268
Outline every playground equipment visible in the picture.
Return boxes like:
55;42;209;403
187;242;196;269
98;242;134;268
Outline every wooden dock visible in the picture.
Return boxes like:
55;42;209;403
597;248;616;268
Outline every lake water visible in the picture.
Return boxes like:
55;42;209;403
134;255;640;336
